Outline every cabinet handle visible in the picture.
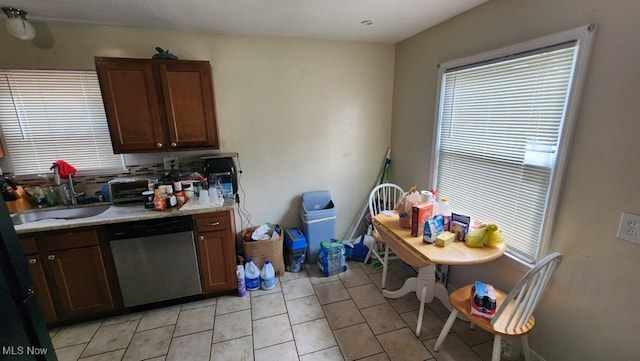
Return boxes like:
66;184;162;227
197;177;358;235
199;235;204;241
47;255;56;261
156;143;164;148
28;258;37;264
207;221;220;227
171;142;177;148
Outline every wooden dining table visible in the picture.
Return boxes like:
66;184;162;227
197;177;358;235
373;212;506;336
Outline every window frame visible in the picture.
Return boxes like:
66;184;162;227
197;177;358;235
0;68;126;176
429;24;596;265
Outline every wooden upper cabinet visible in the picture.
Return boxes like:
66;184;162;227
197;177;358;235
159;62;218;149
95;57;219;153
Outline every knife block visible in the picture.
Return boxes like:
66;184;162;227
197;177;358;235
5;186;33;214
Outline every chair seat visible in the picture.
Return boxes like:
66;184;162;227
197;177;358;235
450;284;536;337
371;229;386;245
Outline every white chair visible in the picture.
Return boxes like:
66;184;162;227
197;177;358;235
434;252;563;361
364;183;404;289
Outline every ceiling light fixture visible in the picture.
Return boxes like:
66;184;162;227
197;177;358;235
2;7;36;40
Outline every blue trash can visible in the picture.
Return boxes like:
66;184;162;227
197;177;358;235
299;190;336;264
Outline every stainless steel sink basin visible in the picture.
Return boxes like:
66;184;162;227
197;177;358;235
11;204;111;226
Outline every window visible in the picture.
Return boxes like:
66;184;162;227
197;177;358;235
0;69;125;175
431;25;595;264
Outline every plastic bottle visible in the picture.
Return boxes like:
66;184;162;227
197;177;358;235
244;258;261;291
208;184;222;206
236;265;246;297
260;260;276;290
153;184;165;211
198;185;210;204
214;177;225;199
434;197;451;231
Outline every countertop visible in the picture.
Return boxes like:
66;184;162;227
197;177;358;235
12;199;236;234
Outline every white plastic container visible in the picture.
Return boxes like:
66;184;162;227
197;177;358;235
209;187;222;206
236;265;246;297
198;188;210;204
434;197;452;230
260;260;276;290
244;258;261;291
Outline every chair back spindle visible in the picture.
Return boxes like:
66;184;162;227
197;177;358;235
492;252;562;333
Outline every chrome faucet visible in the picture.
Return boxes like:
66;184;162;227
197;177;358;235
67;174;84;205
51;165;83;205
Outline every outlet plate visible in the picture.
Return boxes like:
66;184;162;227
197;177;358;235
163;157;178;170
616;212;640;245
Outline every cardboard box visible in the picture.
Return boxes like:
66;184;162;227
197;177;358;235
411;202;434;237
435;231;455;247
243;227;285;277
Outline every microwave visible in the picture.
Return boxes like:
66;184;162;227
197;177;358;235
108;177;154;204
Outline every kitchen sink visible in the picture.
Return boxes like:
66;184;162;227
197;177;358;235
11;204;111;226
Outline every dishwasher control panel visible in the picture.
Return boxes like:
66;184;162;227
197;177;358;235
106;215;193;240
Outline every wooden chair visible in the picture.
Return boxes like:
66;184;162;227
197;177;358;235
434;252;563;361
364;183;404;289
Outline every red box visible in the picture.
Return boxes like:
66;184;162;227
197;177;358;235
411;202;434;237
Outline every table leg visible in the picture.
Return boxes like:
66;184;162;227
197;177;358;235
382;277;417;299
432;282;453;311
382;264;436;302
416;283;427;336
382;264;454;309
381;263;461;333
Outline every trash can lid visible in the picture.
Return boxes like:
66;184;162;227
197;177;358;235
301;190;333;211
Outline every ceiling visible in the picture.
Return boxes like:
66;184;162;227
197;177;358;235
3;0;487;44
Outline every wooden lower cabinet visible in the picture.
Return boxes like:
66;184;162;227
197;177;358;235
25;254;57;324
48;245;114;319
17;210;238;325
19;227;119;324
194;211;237;294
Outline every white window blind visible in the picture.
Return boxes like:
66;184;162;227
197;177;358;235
432;26;594;264
0;69;124;175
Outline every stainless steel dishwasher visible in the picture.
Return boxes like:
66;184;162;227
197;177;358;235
106;216;202;307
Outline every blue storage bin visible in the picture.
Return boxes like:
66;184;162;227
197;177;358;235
285;228;307;250
284;228;307;273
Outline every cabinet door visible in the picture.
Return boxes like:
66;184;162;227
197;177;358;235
95;58;166;153
196;230;236;294
46;246;114;320
159;61;219;150
25;255;57;324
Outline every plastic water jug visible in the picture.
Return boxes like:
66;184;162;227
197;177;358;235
236;265;246;297
260;260;276;290
244;258;261;291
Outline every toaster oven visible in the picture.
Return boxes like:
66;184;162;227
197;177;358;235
108;177;153;204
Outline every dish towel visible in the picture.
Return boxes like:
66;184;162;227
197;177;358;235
50;160;77;179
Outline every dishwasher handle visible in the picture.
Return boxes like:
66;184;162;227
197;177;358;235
132;218;183;230
106;215;193;240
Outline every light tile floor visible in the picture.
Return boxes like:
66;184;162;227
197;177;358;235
49;260;525;361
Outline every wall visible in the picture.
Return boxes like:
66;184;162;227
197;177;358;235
0;23;395;238
391;0;640;360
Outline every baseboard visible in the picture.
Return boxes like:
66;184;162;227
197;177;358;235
531;348;546;361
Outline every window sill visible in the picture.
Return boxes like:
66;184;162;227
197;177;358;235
500;250;534;273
